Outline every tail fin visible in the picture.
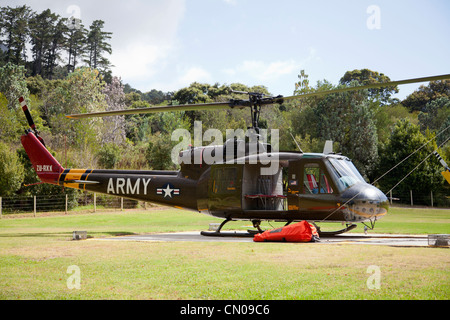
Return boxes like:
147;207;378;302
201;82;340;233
19;97;64;185
21;131;64;184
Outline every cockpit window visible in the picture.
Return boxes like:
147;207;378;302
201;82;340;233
303;163;334;194
328;157;365;191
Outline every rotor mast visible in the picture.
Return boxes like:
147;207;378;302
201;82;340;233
230;90;284;133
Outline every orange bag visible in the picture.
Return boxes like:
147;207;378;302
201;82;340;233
253;220;319;242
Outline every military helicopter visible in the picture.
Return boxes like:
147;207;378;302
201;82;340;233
20;74;450;237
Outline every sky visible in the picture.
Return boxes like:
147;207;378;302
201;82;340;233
4;0;450;100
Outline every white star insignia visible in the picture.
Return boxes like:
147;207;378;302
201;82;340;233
163;184;174;198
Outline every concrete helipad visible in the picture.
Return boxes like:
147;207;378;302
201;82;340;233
94;231;446;247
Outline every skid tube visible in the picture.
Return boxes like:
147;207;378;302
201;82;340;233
312;223;357;236
200;218;262;238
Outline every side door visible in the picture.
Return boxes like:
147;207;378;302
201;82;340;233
208;164;243;212
287;159;337;215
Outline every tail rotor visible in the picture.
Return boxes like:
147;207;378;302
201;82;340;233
19;97;46;147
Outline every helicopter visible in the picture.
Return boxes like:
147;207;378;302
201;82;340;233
20;74;450;237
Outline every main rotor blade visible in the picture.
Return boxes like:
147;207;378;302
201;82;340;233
281;74;450;102
66;101;237;119
66;73;450;119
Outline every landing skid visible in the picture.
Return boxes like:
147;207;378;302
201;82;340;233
312;223;357;236
200;219;262;238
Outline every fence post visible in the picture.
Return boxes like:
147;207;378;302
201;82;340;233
410;190;413;207
389;190;392;205
431;190;434;207
34;196;36;217
94;193;97;212
65;194;68;214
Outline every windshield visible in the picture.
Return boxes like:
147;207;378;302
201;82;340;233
328;157;365;191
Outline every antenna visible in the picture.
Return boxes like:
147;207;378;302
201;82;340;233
289;132;303;153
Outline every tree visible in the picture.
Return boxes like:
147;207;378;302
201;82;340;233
340;69;398;104
0;62;29;110
402;80;450;112
0;143;25;196
142;89;173;105
314;85;378;177
44;17;68;79
293;69;310;95
146;132;179;170
418;97;450;136
377;119;444;205
0;5;32;65
40;67;107;158
101;76;126;144
66;19;87;73
85;20;112;73
96;142;121;169
29;9;59;77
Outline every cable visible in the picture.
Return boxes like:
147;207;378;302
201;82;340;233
387;136;450;194
372;123;450;185
318;125;450;223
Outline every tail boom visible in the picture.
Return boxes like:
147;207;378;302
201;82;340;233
21;131;198;211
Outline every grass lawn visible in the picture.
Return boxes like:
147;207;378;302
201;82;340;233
0;206;449;300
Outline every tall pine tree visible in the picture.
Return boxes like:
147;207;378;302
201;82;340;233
85;20;112;73
66;18;87;73
0;5;32;65
29;9;57;76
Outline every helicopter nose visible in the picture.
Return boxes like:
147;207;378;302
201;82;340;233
347;185;389;221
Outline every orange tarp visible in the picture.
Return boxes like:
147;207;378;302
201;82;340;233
253;220;319;242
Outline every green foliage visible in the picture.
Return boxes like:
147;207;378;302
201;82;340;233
0;5;113;78
315;86;378;176
41;67;107;152
28;9;68;78
146;132;178;170
0;62;29;110
97;142;121;169
0;143;24;196
84;20;112;74
373;103;416;146
293;69;310;95
401;80;450;112
0;5;32;66
340;68;398;104
418;97;450;140
376;119;445;205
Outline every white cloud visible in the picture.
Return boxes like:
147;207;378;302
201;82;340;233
178;66;212;85
143;65;212;93
13;0;187;87
107;0;186;83
221;47;320;83
112;44;173;81
222;59;298;82
223;0;237;5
